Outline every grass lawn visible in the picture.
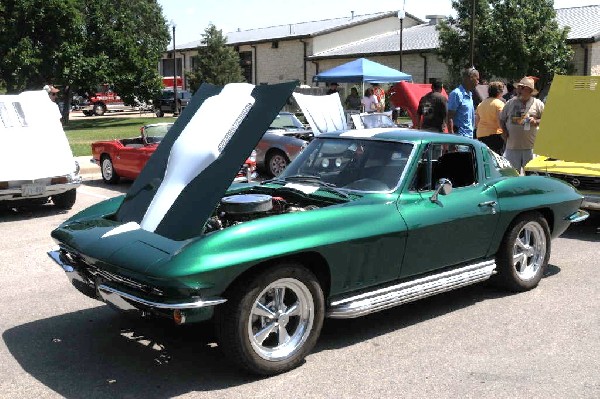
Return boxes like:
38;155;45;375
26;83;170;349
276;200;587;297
64;116;176;156
63;115;413;157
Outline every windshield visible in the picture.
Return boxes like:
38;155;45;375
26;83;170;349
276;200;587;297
279;137;413;192
360;113;397;128
269;113;305;130
144;123;173;143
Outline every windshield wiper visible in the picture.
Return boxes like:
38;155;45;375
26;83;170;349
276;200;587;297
283;175;350;199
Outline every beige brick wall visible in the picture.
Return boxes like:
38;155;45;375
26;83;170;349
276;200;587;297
590;42;600;76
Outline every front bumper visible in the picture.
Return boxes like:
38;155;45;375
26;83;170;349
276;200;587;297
579;192;600;211
47;247;226;322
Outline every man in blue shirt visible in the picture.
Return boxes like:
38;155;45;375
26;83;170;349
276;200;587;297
447;67;479;138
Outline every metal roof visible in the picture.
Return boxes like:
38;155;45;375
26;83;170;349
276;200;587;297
310;23;439;59
173;5;599;52
555;5;600;41
175;11;422;50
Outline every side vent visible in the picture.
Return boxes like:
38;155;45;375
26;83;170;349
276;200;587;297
573;78;598;91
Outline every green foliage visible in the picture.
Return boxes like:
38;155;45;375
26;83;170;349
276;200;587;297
186;24;245;92
0;0;170;106
437;0;573;89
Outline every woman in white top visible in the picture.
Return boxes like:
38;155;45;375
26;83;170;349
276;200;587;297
361;88;379;113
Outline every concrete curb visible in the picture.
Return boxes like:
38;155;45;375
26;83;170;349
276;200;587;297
76;156;100;176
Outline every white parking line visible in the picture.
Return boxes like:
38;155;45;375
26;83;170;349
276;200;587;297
78;188;112;200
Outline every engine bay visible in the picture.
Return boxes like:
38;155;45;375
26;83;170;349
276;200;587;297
203;192;324;234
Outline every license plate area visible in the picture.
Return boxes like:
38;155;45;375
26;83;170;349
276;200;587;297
21;183;46;197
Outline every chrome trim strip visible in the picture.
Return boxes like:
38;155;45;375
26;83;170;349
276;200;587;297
566;209;590;223
327;260;496;319
97;284;227;310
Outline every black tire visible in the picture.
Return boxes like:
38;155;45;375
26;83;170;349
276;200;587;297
52;189;77;209
495;212;551;292
216;263;325;375
155;108;165;117
93;103;106;116
82;110;93;116
100;155;120;184
266;150;289;177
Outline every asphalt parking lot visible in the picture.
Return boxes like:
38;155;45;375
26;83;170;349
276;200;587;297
0;178;598;398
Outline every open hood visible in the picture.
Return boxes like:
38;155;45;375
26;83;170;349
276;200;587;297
114;81;297;241
0;91;75;181
292;92;347;135
533;75;600;164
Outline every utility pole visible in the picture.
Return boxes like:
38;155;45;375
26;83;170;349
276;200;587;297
470;0;475;66
171;20;178;116
398;3;406;70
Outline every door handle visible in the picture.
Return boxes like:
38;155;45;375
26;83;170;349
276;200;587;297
478;201;497;207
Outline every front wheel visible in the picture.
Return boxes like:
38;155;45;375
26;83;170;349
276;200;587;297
93;103;106;116
495;212;551;292
100;155;120;184
216;264;325;375
266;150;289;177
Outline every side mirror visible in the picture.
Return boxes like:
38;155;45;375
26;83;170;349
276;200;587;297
430;178;453;203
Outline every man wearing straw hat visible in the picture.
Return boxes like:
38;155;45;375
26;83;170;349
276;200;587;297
499;76;545;173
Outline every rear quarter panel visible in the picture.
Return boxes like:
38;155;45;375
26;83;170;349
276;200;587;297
489;175;584;250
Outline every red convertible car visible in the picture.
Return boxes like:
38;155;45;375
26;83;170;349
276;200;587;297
92;123;257;184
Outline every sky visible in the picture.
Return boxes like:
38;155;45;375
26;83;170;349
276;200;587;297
157;0;599;46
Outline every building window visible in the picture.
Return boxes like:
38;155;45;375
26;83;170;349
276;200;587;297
271;41;279;49
161;58;183;77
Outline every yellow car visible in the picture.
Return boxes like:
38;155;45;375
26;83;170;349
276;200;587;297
525;156;600;211
525;75;600;211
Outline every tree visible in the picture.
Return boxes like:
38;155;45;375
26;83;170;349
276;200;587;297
0;0;170;122
437;0;573;90
186;24;244;92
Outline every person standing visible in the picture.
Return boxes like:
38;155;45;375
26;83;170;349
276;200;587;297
371;83;386;112
361;88;379;113
476;81;506;154
416;81;447;132
447;67;479;138
326;82;339;95
344;87;361;111
499;77;544;173
502;82;516;102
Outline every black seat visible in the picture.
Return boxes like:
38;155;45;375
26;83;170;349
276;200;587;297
432;152;475;188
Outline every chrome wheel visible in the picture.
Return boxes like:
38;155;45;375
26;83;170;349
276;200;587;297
512;221;547;281
268;153;288;176
248;278;314;361
102;158;113;181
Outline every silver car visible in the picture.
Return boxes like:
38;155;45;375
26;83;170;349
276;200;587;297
255;112;312;176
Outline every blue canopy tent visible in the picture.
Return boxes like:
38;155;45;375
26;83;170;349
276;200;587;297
314;58;412;84
314;58;412;105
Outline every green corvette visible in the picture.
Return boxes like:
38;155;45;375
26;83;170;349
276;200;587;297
48;82;588;375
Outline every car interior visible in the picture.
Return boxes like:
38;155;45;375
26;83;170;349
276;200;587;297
412;144;477;191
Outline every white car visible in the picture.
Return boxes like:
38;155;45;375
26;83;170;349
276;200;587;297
0;91;81;209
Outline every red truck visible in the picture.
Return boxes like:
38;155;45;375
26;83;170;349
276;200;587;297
82;84;147;116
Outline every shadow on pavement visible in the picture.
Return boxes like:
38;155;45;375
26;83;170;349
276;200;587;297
0;203;70;222
4;281;520;397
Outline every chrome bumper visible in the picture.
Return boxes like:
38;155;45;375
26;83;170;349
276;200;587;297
580;193;600;211
566;209;590;223
0;179;81;201
47;248;226;313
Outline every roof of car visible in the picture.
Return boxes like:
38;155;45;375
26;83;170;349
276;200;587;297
319;128;479;145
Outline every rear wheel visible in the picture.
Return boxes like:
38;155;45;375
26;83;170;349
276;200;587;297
93;103;106;116
52;189;77;209
266;150;289;177
495;212;551;291
100;155;120;184
216;264;325;375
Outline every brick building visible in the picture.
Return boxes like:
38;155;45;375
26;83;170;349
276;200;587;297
161;5;600;91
